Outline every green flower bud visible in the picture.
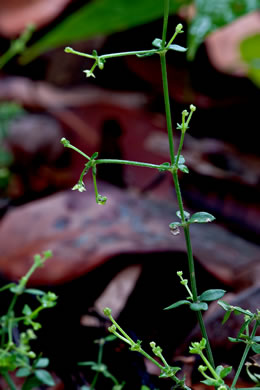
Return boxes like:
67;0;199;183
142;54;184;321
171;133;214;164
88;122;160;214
60;137;70;147
198;365;207;373
176;24;183;33
108;325;116;333
28;351;36;359
190;104;196;112
103;307;112;317
177;271;183;277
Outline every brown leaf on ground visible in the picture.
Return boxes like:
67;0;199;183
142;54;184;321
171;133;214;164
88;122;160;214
0;0;72;38
0;184;259;287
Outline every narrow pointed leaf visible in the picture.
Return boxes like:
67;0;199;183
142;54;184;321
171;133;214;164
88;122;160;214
219;366;232;379
164;300;190;310
35;370;55;386
252;344;260;354
178;164;189;173
168;44;187;52
24;289;45;296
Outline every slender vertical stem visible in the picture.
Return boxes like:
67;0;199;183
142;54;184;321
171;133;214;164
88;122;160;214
160;0;215;370
162;0;169;46
172;170;197;298
175;131;185;167
172;170;215;368
90;341;104;390
231;321;258;388
160;54;175;164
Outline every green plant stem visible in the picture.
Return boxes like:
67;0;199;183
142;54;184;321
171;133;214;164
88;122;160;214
2;370;17;390
0;50;15;70
231;321;259;388
65;47;159;60
159;53;175;164
66;143;91;160
172;169;215;367
95;159;163;170
90;342;104;390
160;0;214;369
199;350;219;381
196;312;215;368
175;130;185;167
162;0;169;46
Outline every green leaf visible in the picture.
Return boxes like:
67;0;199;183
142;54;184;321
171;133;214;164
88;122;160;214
35;358;49;368
188;0;260;60
190;302;208;311
22;304;32;316
152;38;163;49
168;44;187;52
189;212;215;223
16;367;31;377
240;34;260;87
199;289;226;301
178;164;189;173
176;210;190;220
218;300;231;311
0;283;16;292
219;366;232;379
24;289;45;296
253;336;260;342
222;310;231;324
175;155;185;164
78;361;96;366
22;376;43;390
201;378;222;386
164;300;190;310
91;152;99;159
35;369;55;386
252;344;260;354
238;319;251;338
136;51;157;58
158;162;171;172
104;334;117;342
21;0;191;63
228;337;241;343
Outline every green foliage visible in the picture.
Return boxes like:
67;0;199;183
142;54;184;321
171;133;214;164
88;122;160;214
187;0;260;60
78;336;125;390
240;34;260;87
0;252;57;389
59;1;260;389
21;0;191;63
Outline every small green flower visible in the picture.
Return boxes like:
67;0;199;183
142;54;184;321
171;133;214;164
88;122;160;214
83;69;96;78
72;183;86;192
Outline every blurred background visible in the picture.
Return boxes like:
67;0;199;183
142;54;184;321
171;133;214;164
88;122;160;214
0;0;259;388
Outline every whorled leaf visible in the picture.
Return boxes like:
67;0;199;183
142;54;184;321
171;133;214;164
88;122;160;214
189;211;215;224
199;289;226;302
190;302;208;311
164;300;190;310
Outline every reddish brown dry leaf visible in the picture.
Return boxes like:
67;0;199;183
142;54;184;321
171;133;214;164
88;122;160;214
0;184;259;286
0;0;72;37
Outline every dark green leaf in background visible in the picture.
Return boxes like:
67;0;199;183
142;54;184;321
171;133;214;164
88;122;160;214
21;0;191;63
